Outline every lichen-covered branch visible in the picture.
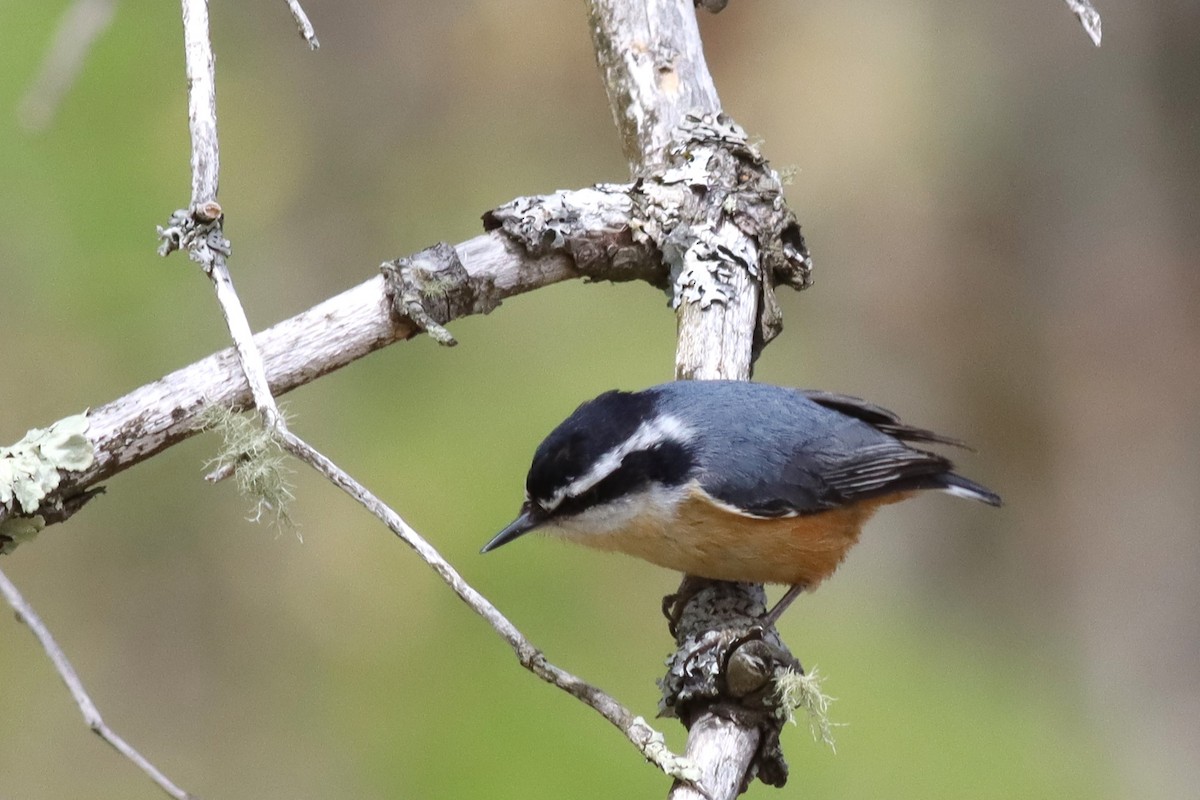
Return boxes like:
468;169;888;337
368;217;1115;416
0;181;670;539
0;416;95;553
0;240;524;535
585;2;813;796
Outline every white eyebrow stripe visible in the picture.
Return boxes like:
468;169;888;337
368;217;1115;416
543;414;694;511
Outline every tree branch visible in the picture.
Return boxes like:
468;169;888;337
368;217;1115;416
172;0;285;431
587;0;721;175
0;181;693;535
169;1;696;784
274;430;698;781
34;226;587;525
586;2;811;796
0;569;197;800
281;0;319;49
1063;0;1102;47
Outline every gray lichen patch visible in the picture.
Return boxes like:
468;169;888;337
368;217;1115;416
485;113;812;358
381;242;500;347
0;414;95;553
483;185;665;288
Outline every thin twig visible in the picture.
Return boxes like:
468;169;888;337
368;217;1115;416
282;0;319;49
180;0;218;209
18;0;117;131
1063;0;1102;46
0;569;197;800
208;260;286;430
173;0;686;782
173;0;684;776
274;430;697;782
177;0;284;431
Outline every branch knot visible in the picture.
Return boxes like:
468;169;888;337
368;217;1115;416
659;578;803;789
156;203;231;273
381;242;499;346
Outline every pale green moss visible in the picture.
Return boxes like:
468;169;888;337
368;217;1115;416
775;666;839;751
197;404;296;534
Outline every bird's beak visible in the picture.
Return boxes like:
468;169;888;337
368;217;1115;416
481;506;543;553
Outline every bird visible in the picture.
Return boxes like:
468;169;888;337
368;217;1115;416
482;380;1000;624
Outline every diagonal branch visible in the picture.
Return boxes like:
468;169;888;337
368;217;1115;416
275;430;697;780
173;0;284;430
0;569;197;800
167;0;694;783
281;0;319;49
0;184;646;535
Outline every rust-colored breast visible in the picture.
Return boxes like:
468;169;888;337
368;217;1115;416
559;485;910;586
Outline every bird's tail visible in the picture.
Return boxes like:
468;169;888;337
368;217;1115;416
938;473;1002;507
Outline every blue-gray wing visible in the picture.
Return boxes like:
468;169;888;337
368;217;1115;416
800;390;968;448
693;387;992;517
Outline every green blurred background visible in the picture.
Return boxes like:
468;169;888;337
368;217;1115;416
2;1;1197;798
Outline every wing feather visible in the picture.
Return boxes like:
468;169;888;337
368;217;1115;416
702;391;976;516
801;390;970;449
664;381;1000;517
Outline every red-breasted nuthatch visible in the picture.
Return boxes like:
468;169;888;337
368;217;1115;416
483;380;1000;622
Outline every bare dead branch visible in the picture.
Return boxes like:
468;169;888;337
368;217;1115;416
162;2;688;783
179;0;218;206
274;430;697;780
586;2;809;795
183;1;687;768
0;569;197;800
674;715;759;799
18;0;117;132
174;0;285;431
169;4;686;775
1063;0;1102;46
0;182;652;536
2;183;656;534
282;0;319;49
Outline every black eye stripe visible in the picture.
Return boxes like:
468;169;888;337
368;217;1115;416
525;390;659;504
554;440;695;517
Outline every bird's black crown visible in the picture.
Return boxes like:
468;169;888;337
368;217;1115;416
524;389;696;515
